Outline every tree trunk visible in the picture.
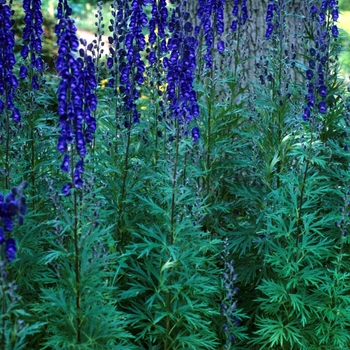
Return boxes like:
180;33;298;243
187;0;307;84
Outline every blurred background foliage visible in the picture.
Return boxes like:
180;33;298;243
338;1;350;79
11;0;350;77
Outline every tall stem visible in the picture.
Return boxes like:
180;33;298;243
1;256;5;350
70;154;81;344
295;129;314;246
170;123;180;245
118;113;132;245
5;108;10;190
164;122;180;350
30;126;36;209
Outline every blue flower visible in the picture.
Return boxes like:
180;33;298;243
331;25;338;38
19;65;28;79
217;40;225;54
192;127;200;141
5;238;16;262
318;85;327;97
62;183;72;196
61;154;70;172
306;69;314;80
302;107;310;121
332;8;339;21
318;100;327;114
310;5;318;15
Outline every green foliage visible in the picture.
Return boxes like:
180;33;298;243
2;0;350;349
340;0;350;11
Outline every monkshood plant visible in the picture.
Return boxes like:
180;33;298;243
97;1;223;348
25;0;133;348
222;1;350;349
0;183;44;350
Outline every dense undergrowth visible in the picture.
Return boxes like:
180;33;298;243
1;0;350;349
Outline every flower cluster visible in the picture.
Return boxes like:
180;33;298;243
89;1;105;84
107;0;148;126
55;0;97;194
148;0;168;63
197;0;226;66
0;182;28;262
230;0;249;33
221;238;240;346
21;0;44;89
0;2;20;122
302;2;339;121
265;0;281;40
164;3;199;129
107;0;130;87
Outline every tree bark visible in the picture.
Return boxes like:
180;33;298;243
188;0;307;84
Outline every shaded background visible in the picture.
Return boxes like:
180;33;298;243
12;0;350;79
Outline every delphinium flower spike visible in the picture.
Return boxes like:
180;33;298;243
21;0;44;90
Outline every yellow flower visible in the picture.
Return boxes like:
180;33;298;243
100;79;109;90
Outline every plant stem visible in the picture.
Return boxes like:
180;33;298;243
170;123;180;245
31;126;36;209
295;129;314;246
5;108;10;190
71;154;81;344
1;254;5;350
164;121;180;350
118;113;132;246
